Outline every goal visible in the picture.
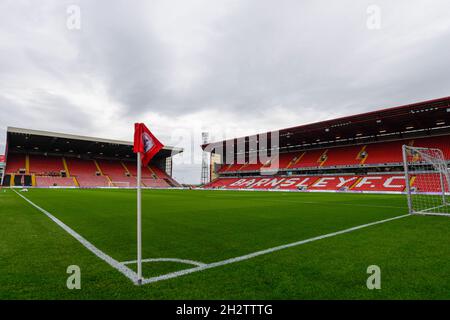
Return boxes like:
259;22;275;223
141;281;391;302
402;145;450;216
108;181;131;188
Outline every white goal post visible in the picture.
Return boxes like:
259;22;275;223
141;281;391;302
402;145;450;216
108;181;131;188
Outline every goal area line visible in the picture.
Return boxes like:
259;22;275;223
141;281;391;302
13;189;410;286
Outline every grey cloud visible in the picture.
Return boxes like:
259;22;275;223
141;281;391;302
0;92;95;133
74;1;173;117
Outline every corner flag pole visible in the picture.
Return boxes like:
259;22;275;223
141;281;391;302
137;152;142;284
133;122;163;285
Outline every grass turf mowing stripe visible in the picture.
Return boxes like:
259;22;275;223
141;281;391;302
141;213;411;285
13;189;139;284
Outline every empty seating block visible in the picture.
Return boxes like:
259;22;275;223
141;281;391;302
97;160;128;180
364;141;406;164
76;175;109;187
66;158;97;176
411;173;449;193
275;153;297;169
142;178;169;188
29;154;64;174
110;176;137;187
65;158;105;187
324;145;364;166
5;153;25;174
123;161;154;178
292;149;325;168
3;153;180;188
413;136;450;160
36;176;76;187
149;166;168;179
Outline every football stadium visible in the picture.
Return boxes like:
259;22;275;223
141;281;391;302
1;96;450;300
4;2;450;310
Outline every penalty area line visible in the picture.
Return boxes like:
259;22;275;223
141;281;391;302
141;213;410;285
13;190;139;284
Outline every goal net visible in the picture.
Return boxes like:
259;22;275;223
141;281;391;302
108;181;130;188
402;145;450;216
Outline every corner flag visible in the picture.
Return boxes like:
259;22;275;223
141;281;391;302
133;123;164;166
132;123;164;284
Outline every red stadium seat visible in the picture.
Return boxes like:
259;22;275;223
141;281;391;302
363;140;407;165
75;175;109;187
324;145;365;167
35;176;76;187
65;158;98;176
413;136;450;160
96;159;129;180
5;153;25;174
291;149;326;168
29;154;64;175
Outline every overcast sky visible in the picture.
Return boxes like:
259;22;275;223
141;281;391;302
1;0;450;183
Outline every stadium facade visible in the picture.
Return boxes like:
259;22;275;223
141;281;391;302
202;96;450;193
1;127;183;188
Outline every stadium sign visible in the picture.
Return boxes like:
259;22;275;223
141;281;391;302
228;175;407;191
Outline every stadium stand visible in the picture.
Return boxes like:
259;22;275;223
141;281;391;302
323;145;365;167
203;97;450;193
96;159;129;180
5;153;25;174
363;140;406;165
2;127;183;188
149;165;167;179
292;149;327;168
142;178;169;188
213;135;450;173
122;161;145;177
412;173;450;193
35;176;76;187
65;158;98;176
413;135;450;159
29;154;64;175
75;175;109;187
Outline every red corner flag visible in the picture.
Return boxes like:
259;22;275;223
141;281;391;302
133;123;164;166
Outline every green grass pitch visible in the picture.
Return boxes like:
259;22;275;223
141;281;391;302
1;188;450;299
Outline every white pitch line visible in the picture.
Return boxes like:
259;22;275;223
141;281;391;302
121;258;206;267
12;189;412;286
141;213;411;285
13;190;139;284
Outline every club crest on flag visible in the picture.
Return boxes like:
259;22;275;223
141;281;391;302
142;132;154;153
133;123;164;167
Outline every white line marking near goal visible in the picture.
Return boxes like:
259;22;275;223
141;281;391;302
415;203;450;215
415;212;450;217
121;258;206;267
140;214;410;285
13;190;139;284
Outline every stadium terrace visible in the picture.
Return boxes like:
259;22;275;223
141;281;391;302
0;127;183;188
202;96;450;193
